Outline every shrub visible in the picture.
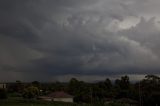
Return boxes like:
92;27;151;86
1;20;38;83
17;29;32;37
0;88;7;99
22;86;39;99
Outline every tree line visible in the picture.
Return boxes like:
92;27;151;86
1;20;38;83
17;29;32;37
0;75;160;106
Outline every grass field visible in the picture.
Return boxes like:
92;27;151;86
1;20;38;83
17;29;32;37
0;98;125;106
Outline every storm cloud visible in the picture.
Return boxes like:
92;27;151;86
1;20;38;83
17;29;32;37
0;0;160;82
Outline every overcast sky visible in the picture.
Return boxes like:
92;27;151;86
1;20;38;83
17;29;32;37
1;0;160;82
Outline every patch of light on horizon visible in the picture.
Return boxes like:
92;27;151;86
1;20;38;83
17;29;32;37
50;74;155;82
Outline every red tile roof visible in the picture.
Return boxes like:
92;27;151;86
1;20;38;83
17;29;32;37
47;91;73;98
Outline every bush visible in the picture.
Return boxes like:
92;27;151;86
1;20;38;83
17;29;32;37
0;88;7;99
22;86;39;99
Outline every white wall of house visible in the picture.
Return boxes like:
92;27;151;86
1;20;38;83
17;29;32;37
53;98;73;103
43;98;53;101
0;84;6;89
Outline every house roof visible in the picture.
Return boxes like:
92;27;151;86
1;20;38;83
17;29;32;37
38;96;52;99
117;98;138;104
47;91;73;98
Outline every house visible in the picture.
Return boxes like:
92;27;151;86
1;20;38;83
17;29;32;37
104;98;114;104
38;91;73;103
38;96;52;101
117;98;138;106
0;83;6;89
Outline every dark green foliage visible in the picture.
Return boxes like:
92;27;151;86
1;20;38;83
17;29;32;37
0;88;7;99
0;98;125;106
68;78;91;103
22;86;39;99
92;78;113;101
2;74;160;106
32;81;41;89
104;78;112;90
115;76;130;90
140;75;160;106
114;75;131;99
68;78;114;103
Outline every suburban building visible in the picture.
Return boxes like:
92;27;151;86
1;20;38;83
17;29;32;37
104;98;114;104
38;91;73;103
117;98;138;106
0;83;6;89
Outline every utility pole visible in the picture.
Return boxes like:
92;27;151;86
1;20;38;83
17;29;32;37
139;82;142;106
90;87;93;105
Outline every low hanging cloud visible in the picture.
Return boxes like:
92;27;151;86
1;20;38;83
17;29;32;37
0;0;160;82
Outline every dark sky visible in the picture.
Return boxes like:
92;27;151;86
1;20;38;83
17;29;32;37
0;0;160;82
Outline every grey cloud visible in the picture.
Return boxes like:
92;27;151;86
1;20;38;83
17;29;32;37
0;0;160;81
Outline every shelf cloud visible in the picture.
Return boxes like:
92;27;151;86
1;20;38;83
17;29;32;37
0;0;160;81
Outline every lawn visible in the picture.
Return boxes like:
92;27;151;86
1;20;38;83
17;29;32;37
0;99;75;106
0;98;124;106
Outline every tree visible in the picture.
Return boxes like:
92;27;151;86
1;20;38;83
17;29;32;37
32;81;40;89
22;86;39;99
120;76;130;89
68;78;91;103
115;75;130;89
140;75;160;106
104;78;112;90
94;78;113;99
68;78;79;95
114;75;131;98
